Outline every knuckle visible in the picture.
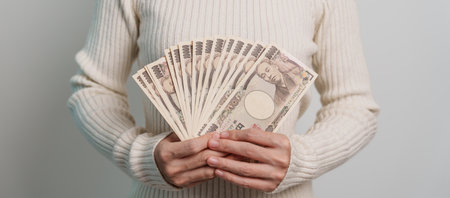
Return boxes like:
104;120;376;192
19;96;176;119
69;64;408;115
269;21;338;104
217;157;227;168
205;168;215;179
263;183;277;192
164;166;176;177
172;177;182;187
269;138;279;147
181;163;192;172
159;151;171;162
273;171;285;181
271;183;278;191
244;147;255;157
240;166;253;176
219;140;228;151
241;131;250;140
168;150;177;160
185;141;196;152
274;156;290;168
200;151;211;161
174;176;188;187
272;135;286;148
166;164;184;177
240;179;251;189
280;137;290;149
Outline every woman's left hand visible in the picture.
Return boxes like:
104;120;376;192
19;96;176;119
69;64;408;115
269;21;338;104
206;127;291;192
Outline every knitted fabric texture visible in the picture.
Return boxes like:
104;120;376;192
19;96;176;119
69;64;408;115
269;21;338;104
67;0;380;197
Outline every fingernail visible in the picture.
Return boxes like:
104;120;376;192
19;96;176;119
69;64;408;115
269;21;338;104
209;139;219;148
220;131;229;138
213;132;220;139
208;157;218;165
215;169;224;176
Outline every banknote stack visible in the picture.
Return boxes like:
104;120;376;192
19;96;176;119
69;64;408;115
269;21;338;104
133;36;317;141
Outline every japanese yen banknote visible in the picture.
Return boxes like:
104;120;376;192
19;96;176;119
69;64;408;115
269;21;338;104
132;36;317;140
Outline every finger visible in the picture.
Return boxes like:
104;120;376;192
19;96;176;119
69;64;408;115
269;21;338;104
208;138;272;163
164;132;181;142
207;156;279;179
170;150;228;173
171;167;215;187
185;179;208;188
220;128;279;147
171;132;220;158
214;169;278;192
224;154;249;162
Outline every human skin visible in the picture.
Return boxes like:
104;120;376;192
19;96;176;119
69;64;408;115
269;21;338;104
154;132;228;187
206;128;291;192
154;128;290;191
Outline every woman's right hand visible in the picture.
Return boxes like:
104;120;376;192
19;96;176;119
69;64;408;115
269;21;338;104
154;132;227;188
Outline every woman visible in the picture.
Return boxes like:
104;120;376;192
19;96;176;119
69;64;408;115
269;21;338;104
67;0;380;197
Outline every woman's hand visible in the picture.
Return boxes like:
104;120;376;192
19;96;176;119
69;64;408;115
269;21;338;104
154;132;227;188
206;128;291;192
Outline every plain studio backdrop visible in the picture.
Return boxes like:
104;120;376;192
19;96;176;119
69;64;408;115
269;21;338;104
0;1;448;198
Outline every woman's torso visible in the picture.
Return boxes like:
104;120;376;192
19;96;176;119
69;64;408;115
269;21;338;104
134;0;322;197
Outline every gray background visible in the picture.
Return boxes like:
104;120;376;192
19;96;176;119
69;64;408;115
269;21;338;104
1;0;448;197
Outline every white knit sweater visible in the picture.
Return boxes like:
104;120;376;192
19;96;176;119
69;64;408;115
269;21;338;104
67;0;380;197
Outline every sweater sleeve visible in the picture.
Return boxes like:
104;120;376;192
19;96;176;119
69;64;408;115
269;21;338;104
268;0;380;194
66;0;181;191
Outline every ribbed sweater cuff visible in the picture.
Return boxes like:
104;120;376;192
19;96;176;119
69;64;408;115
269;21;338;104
264;134;316;194
129;131;183;191
266;106;378;194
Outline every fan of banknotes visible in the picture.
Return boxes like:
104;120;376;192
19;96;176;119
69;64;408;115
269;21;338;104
133;36;317;140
